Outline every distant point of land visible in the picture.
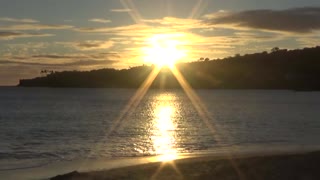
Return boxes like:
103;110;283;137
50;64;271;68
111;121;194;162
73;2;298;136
19;46;320;90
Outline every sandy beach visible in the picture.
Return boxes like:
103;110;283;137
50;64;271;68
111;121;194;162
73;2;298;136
51;150;320;180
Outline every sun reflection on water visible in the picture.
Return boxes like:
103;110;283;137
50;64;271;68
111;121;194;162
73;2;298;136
151;105;178;161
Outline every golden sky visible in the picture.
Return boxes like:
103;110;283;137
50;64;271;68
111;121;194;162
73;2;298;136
0;0;320;85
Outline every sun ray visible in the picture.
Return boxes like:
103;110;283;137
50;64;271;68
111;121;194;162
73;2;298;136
171;66;246;180
171;66;216;135
109;66;161;132
81;1;243;177
151;162;165;180
188;0;203;19
120;0;144;24
188;0;208;19
151;161;183;180
165;0;172;16
78;67;161;170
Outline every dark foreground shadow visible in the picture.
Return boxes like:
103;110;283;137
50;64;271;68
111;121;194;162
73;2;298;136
51;151;320;180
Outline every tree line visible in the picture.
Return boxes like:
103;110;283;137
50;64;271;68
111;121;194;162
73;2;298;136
19;46;320;90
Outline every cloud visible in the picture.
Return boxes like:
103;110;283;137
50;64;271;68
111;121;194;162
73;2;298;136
1;52;118;67
141;17;205;30
89;18;111;23
0;59;115;67
0;60;47;66
0;24;73;31
75;24;169;38
232;31;282;41
74;15;284;62
0;17;39;23
31;54;85;59
76;41;114;50
0;54;118;85
76;24;150;33
74;16;279;48
110;9;131;12
64;59;115;66
98;52;121;58
56;41;114;51
0;31;53;40
7;42;48;49
295;36;320;47
204;7;320;33
142;17;199;25
5;53;120;62
75;17;204;37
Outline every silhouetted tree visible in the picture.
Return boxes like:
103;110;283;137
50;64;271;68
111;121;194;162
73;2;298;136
271;47;280;53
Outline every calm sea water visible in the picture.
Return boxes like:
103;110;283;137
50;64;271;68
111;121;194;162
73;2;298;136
1;87;320;171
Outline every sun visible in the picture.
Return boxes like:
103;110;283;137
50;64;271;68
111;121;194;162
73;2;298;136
143;34;187;68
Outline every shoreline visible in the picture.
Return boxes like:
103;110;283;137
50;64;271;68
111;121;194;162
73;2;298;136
51;150;320;180
4;86;320;92
1;144;320;179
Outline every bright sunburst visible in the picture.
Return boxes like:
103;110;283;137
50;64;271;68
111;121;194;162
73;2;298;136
143;34;187;68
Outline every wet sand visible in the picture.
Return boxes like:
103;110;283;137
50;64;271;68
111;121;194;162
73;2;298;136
51;150;320;180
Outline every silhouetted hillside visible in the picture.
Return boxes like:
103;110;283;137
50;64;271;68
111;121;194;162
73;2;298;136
19;46;320;90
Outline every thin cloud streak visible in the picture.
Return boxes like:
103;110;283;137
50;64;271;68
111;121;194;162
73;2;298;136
0;59;116;67
0;17;39;23
89;18;111;23
56;41;114;51
4;53;120;62
110;8;132;12
0;24;73;31
76;41;114;50
0;31;53;40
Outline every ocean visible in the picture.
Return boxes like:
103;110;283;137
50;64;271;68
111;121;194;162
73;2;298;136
1;87;320;178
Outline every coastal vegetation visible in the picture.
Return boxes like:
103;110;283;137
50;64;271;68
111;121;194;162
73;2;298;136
19;46;320;90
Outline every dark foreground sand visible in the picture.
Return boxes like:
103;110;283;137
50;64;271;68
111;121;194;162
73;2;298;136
51;151;320;180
